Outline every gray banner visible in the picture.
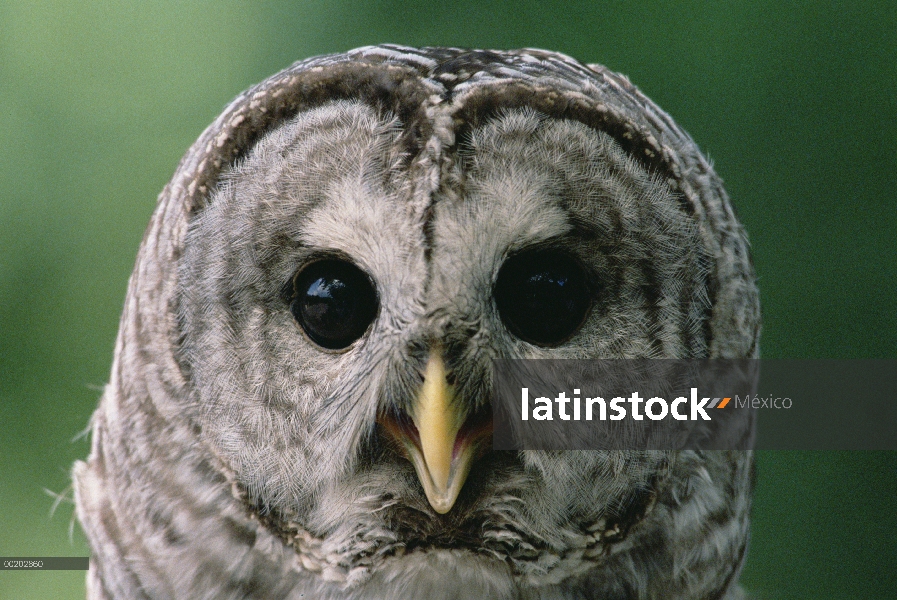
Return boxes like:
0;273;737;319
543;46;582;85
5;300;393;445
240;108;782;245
492;359;897;450
1;557;89;570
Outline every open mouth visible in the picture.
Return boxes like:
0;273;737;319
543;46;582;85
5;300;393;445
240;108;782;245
378;404;493;514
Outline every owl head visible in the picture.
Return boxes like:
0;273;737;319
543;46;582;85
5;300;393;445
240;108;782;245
75;45;759;599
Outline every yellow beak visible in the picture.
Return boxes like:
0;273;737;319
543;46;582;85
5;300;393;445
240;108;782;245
380;351;487;514
410;353;468;513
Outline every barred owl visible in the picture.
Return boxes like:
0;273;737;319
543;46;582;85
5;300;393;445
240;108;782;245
74;45;760;599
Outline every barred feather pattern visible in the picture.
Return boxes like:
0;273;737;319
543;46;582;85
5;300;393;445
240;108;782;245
74;45;760;599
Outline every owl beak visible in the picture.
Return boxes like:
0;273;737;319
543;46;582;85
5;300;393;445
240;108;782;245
407;353;470;513
378;352;490;514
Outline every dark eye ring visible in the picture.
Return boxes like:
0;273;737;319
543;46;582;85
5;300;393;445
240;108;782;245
289;258;378;350
493;250;594;346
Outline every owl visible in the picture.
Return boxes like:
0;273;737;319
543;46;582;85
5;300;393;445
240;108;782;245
74;45;760;599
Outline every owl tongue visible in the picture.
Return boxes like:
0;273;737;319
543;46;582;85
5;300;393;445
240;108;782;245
380;352;491;515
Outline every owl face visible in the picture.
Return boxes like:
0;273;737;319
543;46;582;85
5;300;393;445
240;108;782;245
78;46;759;599
178;99;709;571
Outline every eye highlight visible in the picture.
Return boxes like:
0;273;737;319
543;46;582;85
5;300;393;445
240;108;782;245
493;250;593;346
290;259;378;350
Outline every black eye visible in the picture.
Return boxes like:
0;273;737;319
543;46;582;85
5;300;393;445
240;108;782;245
494;250;593;346
290;259;378;350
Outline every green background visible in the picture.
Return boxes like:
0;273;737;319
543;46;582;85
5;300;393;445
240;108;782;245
1;1;894;598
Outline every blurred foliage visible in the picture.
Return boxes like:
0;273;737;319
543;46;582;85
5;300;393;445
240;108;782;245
1;1;894;597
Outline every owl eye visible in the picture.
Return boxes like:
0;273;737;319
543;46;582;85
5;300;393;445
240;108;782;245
290;259;378;350
494;250;593;346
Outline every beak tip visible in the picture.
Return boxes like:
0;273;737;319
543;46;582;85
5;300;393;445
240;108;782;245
431;502;453;515
425;489;459;514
